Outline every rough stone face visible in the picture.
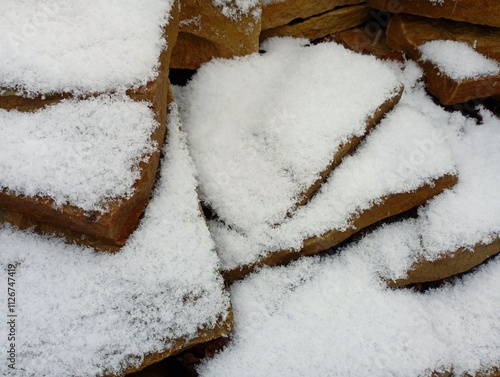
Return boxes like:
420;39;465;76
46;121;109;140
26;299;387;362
260;4;371;42
170;0;261;69
261;0;364;30
387;14;500;105
325;27;405;62
367;0;500;28
223;174;458;282
387;238;500;288
0;2;180;251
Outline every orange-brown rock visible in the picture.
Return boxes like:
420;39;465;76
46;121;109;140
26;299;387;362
325;27;405;62
224;174;458;282
261;0;364;30
367;0;500;28
387;238;500;288
387;14;500;105
116;311;234;376
260;4;371;42
170;0;261;69
0;3;180;251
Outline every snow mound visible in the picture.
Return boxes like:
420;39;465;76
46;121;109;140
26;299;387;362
180;37;401;233
198;247;500;377
201;61;456;271
0;95;158;212
0;105;230;377
0;0;174;96
418;40;500;81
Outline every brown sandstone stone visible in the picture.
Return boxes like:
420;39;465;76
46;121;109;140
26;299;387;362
325;27;405;61
387;238;500;288
170;0;260;69
260;4;372;42
367;0;500;28
116;310;234;376
0;2;180;251
386;15;500;105
224;174;458;282
261;0;364;30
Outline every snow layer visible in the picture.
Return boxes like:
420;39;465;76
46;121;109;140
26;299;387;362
418;40;500;81
0;105;230;377
0;0;174;95
0;95;158;212
180;38;401;233
360;107;500;281
196;61;456;271
198;247;500;377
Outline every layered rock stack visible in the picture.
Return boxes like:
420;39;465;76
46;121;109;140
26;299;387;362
1;1;499;377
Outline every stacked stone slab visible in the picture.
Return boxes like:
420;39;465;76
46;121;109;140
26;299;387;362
170;0;261;69
367;0;500;106
260;0;372;41
0;2;233;376
0;2;180;251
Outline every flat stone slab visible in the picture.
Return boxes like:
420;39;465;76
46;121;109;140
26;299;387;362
170;0;260;69
387;15;500;105
0;106;232;377
179;38;403;239
260;4;371;42
325;27;405;62
261;0;364;30
367;0;500;28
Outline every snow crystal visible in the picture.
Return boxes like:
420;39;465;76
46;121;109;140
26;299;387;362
188;60;455;272
198;245;500;377
0;0;174;95
180;37;401;234
418;40;500;81
0;95;158;212
0;104;230;377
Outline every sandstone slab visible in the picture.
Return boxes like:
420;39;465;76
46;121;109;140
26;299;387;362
367;0;500;28
388;238;500;288
261;0;364;30
170;0;260;69
387;15;500;105
224;174;457;282
325;27;405;61
0;1;180;251
260;4;371;41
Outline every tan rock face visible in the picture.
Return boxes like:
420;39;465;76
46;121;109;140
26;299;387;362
0;1;180;251
387;238;500;288
387;14;500;105
325;27;405;62
260;4;371;42
223;174;458;283
170;0;261;69
367;0;500;28
261;0;364;30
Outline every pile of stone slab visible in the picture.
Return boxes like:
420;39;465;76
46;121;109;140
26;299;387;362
367;0;500;106
0;1;232;376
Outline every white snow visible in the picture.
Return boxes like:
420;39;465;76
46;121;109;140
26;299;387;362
0;104;231;377
0;95;159;212
180;38;401;234
212;0;261;21
418;40;500;81
0;0;174;96
198;245;500;377
191;61;456;272
362;106;500;282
